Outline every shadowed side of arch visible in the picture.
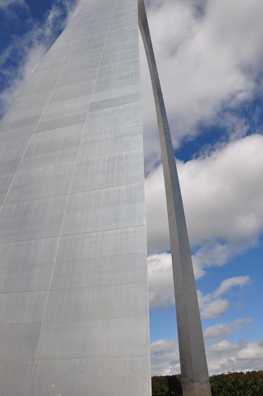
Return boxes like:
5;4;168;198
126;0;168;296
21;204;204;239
138;1;212;395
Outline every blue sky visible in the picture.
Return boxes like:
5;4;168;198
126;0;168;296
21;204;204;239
1;0;263;377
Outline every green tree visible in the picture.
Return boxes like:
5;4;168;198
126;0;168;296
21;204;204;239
152;370;263;396
152;375;182;396
210;370;263;396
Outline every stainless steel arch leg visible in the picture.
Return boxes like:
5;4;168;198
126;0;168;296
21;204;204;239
138;1;212;395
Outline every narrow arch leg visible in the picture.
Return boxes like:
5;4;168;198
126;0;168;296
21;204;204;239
138;1;211;395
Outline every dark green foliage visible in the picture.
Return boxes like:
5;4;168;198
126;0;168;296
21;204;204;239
210;370;263;396
152;375;182;396
151;371;263;396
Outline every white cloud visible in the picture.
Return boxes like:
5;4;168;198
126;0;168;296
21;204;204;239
151;338;178;356
201;298;229;320
204;318;252;339
141;0;263;159
192;242;238;279
0;0;261;379
0;44;47;117
207;339;263;375
2;0;263;157
199;276;251;319
204;323;231;339
208;340;240;352
147;249;250;314
237;340;263;360
145;135;263;260
0;0;26;8
145;134;260;317
0;0;85;118
151;337;263;376
147;253;174;309
213;276;251;298
191;242;249;279
180;135;263;246
151;339;180;376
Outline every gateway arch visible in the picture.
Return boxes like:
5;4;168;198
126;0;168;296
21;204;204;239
0;0;211;395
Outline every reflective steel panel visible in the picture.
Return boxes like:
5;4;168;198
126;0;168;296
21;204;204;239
0;0;151;395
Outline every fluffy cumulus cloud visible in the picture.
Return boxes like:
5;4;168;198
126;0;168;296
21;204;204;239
204;323;231;340
146;135;263;279
141;0;263;154
148;253;174;309
147;249;251;314
151;339;180;376
204;318;252;339
207;339;263;375
179;135;263;246
201;299;229;320
146;134;262;334
151;336;263;376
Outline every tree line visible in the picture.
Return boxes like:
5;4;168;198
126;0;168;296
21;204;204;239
152;370;263;396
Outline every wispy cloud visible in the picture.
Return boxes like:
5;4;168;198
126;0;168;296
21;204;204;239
213;276;251;298
199;276;251;320
192;242;243;279
0;0;27;8
0;0;85;119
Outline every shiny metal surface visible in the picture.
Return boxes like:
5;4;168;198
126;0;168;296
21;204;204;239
139;1;211;395
0;0;151;394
